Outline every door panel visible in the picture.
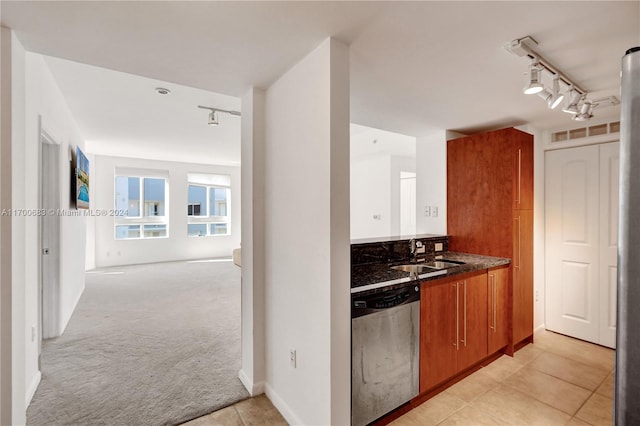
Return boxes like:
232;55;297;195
599;142;619;348
457;273;488;370
420;279;457;391
545;142;618;347
545;145;599;342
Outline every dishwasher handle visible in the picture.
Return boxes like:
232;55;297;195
352;285;420;319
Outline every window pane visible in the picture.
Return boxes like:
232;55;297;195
115;176;140;217
210;223;228;235
144;178;165;217
188;224;207;237
115;225;140;239
210;187;228;217
188;185;207;216
143;224;167;238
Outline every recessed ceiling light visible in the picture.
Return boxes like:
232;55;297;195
155;87;171;95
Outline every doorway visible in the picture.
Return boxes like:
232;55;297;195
545;141;619;348
39;122;61;342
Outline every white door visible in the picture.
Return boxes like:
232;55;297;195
400;173;416;236
545;142;619;348
40;133;61;339
599;142;619;348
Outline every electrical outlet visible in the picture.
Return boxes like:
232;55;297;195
435;242;443;252
431;206;439;217
424;205;431;217
289;348;297;368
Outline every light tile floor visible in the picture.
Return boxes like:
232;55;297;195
182;329;614;426
181;394;288;426
391;329;615;426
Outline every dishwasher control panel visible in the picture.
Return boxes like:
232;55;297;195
351;285;420;319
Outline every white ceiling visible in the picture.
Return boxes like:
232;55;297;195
2;1;639;163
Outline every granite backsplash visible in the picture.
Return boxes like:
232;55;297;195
351;234;450;266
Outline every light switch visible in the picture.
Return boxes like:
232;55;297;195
431;206;439;217
424;206;431;217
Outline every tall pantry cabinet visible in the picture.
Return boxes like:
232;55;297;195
447;127;534;351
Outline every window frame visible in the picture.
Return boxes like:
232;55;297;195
114;174;169;240
187;177;231;237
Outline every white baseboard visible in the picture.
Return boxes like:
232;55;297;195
534;324;546;333
238;369;265;396
26;370;42;406
265;383;303;426
60;283;85;335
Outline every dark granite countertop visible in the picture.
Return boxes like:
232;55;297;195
351;251;510;296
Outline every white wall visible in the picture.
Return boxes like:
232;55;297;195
91;155;241;267
263;38;350;425
350;125;416;239
239;88;266;395
351;155;391;238
416;130;448;234
1;27;22;426
23;51;89;407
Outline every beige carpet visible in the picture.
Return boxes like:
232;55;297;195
27;259;249;426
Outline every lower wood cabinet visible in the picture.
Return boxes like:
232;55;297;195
488;266;509;353
420;271;488;392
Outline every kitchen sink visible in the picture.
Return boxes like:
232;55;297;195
423;261;463;269
391;260;465;274
391;264;433;273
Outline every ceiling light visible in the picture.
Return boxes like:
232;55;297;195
562;88;582;114
547;76;565;109
155;87;171;95
523;59;544;94
208;111;219;126
197;105;241;126
572;100;594;121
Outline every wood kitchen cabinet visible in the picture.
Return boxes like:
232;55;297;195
488;265;509;353
448;127;534;350
420;271;488;392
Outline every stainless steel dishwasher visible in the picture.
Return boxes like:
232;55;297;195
351;285;420;426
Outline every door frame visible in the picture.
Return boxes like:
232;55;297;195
38;117;61;342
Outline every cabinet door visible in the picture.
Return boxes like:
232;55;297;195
420;279;458;391
488;266;509;353
513;210;534;345
513;136;534;210
457;273;488;370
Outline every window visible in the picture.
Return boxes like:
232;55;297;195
187;173;231;237
115;174;168;239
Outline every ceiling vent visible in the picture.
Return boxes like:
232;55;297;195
551;121;620;143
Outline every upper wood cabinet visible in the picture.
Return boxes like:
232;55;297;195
513;135;534;210
447;127;534;349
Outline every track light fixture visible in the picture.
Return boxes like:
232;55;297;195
548;76;565;109
197;105;241;126
562;88;582;114
523;58;544;94
505;36;619;122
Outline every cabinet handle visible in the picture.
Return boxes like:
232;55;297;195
514;216;521;269
489;274;495;331
455;283;459;350
517;148;522;206
462;281;467;347
493;275;497;332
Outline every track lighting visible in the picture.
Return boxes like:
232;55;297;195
572;100;594;121
562;88;582;114
505;36;619;122
197;105;241;126
523;58;544;94
547;76;564;109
